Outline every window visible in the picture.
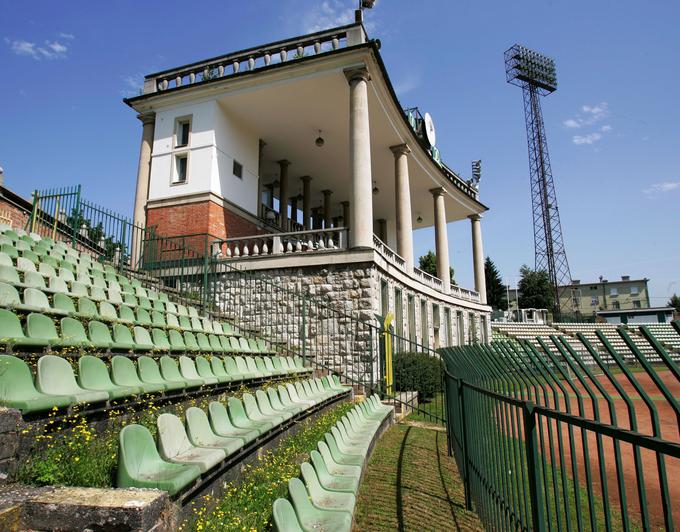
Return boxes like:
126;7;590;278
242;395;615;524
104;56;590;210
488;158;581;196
433;305;440;349
174;154;188;184
633;300;641;309
380;280;389;315
456;311;464;346
421;300;429;348
444;308;452;346
630;286;639;296
407;295;415;345
612;301;620;310
175;118;191;148
610;287;618;296
394;289;403;341
233;160;243;179
591;296;599;306
468;313;477;343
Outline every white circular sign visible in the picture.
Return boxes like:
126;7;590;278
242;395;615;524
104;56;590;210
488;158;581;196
423;112;436;147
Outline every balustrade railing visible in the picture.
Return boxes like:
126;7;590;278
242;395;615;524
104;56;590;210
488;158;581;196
372;235;406;269
214;227;348;259
140;24;365;96
413;266;444;289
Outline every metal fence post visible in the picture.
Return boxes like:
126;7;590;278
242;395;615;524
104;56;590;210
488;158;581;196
523;401;545;532
301;295;307;364
71;184;81;246
458;379;472;511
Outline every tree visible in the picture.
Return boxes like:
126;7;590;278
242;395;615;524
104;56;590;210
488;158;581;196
518;265;555;311
418;250;456;285
668;294;680;313
485;257;507;310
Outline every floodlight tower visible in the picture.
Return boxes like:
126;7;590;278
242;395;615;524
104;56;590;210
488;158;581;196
505;44;571;316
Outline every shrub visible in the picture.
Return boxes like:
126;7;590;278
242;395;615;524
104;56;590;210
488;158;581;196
393;351;443;401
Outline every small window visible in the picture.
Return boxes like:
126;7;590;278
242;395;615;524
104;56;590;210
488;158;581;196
174;154;188;184
591;296;599;306
233;160;243;179
633;300;641;309
612;301;620;310
610;287;618;296
176;119;190;148
630;286;639;295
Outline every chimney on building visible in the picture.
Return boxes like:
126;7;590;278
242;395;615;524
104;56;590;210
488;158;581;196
621;275;630;281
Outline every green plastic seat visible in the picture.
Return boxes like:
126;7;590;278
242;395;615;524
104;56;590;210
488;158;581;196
0;252;12;267
151;328;171;351
168;329;187;351
118;305;135;324
26;312;60;345
244;357;264;377
288;477;353;531
190;317;203;333
239;337;253;353
151;311;166;328
77;297;98;319
256;389;293;421
185;406;243;456
247;338;262;353
21;272;46;291
187;306;199;319
286;383;315;407
254;357;273;377
87;321;118;350
166;313;180;329
36;355;109;405
179;356;217;385
208;334;224;352
152;300;164;313
137;355;186;391
133;326;155;351
90;286;106;302
196;333;212;352
123;293;138;307
112;324;136;350
183;331;200;352
0;309;46;348
178;315;192;331
227;396;273;433
196;356;230;383
117;424;201;495
0;265;23;286
157;413;225;473
277;385;306;414
20;289;65;316
47;277;69;294
222;356;244;379
159;356;203;389
272;499;305;532
99;301;119;322
37;262;56;278
227;336;243;352
300;461;356;513
147;290;159;302
158;292;169;304
212;321;223;335
323;433;363;467
110;355;165;394
209;357;235;382
60;317;94;347
314;445;361;488
177;304;188;317
78;355;139;400
0;282;20;308
219;336;232;352
234;356;258;378
0;247;18;260
69;281;89;298
268;387;303;415
136;308;152;326
0;355;72;413
208;401;259;444
243;393;285;427
16;257;37;275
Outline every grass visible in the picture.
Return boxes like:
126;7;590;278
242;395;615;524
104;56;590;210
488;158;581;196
407;393;446;426
185;400;355;532
353;422;484;532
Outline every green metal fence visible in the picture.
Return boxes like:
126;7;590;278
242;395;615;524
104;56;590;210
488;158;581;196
442;326;680;531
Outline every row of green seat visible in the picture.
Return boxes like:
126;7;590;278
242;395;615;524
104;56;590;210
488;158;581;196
0;352;310;414
117;376;352;495
0;286;241;336
0;309;265;355
273;395;393;531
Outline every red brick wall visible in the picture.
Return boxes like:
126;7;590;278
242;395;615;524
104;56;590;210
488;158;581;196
0;194;31;230
146;200;267;244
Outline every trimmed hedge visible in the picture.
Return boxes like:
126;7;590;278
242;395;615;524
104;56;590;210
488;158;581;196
393;351;443;400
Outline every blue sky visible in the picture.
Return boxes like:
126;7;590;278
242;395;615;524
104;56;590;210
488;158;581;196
1;0;678;305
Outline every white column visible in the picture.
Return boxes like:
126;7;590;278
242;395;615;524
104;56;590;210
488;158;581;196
301;176;312;230
470;214;487;304
131;112;155;266
431;187;451;293
278;160;290;230
344;66;373;248
390;143;413;270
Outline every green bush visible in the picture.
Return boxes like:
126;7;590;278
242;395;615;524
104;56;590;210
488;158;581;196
393;351;443;400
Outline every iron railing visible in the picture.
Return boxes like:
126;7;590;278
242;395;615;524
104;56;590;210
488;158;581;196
442;325;680;531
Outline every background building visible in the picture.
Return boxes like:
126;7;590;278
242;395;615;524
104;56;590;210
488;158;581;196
561;276;651;316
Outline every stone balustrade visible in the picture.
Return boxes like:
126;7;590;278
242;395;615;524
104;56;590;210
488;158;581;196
142;24;364;95
214;228;348;259
372;235;407;269
413;266;444;290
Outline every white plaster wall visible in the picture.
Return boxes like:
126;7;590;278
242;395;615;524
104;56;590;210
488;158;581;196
147;99;259;214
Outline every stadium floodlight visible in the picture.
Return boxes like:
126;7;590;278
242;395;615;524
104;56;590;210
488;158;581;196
360;0;376;8
504;44;557;95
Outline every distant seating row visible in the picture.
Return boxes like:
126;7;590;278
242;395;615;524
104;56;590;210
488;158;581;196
0;288;242;337
0;353;311;414
117;376;353;495
273;395;393;531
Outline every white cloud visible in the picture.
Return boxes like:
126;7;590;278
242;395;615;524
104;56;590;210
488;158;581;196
121;74;145;97
644;181;680;196
563;101;609;129
299;0;379;34
393;73;420;97
572;132;602;145
600;124;612;132
6;35;71;60
58;32;75;40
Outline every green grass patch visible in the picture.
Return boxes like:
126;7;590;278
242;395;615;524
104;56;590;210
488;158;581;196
185;400;355;532
406;392;446;426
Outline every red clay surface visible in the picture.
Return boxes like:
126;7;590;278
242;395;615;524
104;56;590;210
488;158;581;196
534;370;680;529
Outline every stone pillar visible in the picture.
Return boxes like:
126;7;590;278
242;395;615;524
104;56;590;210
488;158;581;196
322;190;333;229
431;187;451;293
344;66;373;248
257;139;266;211
470;214;488;304
131;112;155;267
301;176;312;230
278;160;290;230
390;143;413;270
341;201;350;229
311;207;322;230
377;219;387;242
290;196;299;225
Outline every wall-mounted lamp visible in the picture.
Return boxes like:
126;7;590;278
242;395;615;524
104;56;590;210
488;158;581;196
315;130;325;147
372;180;379;195
417;215;423;223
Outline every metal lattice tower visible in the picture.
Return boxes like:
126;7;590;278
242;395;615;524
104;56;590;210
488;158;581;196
505;44;571;313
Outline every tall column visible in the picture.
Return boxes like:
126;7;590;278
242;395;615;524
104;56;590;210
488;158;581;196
430;187;451;293
390;143;413;270
301;176;312;230
322;190;333;229
131;112;156;266
278;160;290;230
257;139;266;211
341;201;350;229
344;66;373;248
469;214;488;304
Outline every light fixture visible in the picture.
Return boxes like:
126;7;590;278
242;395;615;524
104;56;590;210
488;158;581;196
372;180;379;195
417;215;423;223
361;0;376;8
315;130;325;147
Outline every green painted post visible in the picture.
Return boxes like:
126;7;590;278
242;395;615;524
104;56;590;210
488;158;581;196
72;184;81;246
301;295;307;365
458;379;472;511
523;402;545;532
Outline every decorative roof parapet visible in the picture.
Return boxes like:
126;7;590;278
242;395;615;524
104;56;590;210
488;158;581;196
140;23;367;96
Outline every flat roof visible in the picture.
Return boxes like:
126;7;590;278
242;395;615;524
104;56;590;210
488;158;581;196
596;307;674;316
